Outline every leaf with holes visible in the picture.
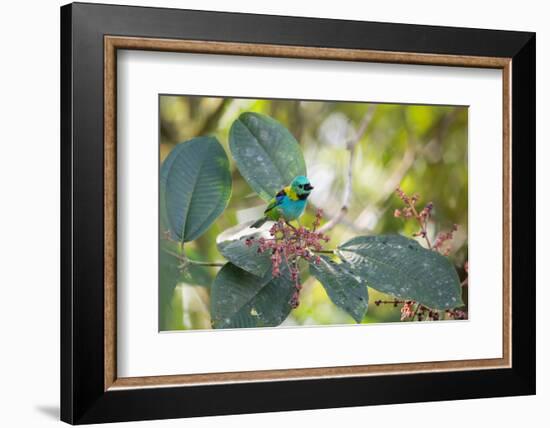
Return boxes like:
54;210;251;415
338;235;462;310
309;255;369;322
161;136;232;242
229;112;306;201
211;263;294;329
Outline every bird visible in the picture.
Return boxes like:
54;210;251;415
251;176;314;228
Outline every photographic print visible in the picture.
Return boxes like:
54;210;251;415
159;95;468;331
61;6;534;422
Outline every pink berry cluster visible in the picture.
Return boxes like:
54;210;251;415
400;301;415;320
245;209;330;309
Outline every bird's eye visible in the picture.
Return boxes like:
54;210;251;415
299;184;303;188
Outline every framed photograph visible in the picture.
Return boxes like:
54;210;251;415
61;2;535;424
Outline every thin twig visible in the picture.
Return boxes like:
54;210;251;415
409;204;433;249
188;261;226;267
164;249;225;268
312;249;336;255
318;106;375;233
375;299;405;305
411;302;423;320
164;249;185;260
285;221;297;231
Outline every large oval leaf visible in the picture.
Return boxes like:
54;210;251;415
309;256;369;322
229;112;306;200
161;137;232;242
216;222;272;277
211;263;294;329
338;235;462;310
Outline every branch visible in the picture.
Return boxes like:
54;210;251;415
409;203;433;249
164;248;225;268
312;249;336;255
187;260;226;267
318;106;375;233
197;99;230;135
411;302;423;320
353;146;415;230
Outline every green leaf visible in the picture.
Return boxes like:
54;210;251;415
229;112;306;201
216;222;272;277
159;240;181;330
211;263;294;329
309;255;369;322
338;235;462;310
161;136;232;242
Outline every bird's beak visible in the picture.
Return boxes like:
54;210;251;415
304;183;314;191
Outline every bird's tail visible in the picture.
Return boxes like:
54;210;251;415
251;217;267;228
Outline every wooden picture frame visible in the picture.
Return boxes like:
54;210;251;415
61;2;535;424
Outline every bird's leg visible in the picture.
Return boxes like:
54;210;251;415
285;221;297;231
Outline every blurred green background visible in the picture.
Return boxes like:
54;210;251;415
160;95;468;331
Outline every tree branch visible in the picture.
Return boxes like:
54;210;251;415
197;98;230;135
164;248;225;268
353;146;415;230
318;106;375;233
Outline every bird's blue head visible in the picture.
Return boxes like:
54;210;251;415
290;176;314;199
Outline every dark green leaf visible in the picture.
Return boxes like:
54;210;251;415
211;263;294;329
229;112;306;200
338;235;462;309
161;136;232;242
216;222;272;277
309;255;369;322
